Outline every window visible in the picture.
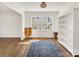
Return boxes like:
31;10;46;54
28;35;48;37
32;16;53;31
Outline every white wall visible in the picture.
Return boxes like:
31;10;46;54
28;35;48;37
74;8;79;55
0;4;22;37
25;11;58;37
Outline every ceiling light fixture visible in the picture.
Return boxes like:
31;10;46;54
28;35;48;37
40;2;47;8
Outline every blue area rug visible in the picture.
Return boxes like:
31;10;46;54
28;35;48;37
26;40;64;57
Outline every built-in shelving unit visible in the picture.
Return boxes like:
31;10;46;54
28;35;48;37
58;8;78;55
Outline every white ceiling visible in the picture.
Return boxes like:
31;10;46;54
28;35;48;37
13;2;72;11
1;2;79;14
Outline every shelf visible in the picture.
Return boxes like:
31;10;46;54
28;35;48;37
58;8;79;55
58;8;74;18
58;39;73;54
59;23;73;25
59;28;73;32
59;26;73;30
59;35;73;45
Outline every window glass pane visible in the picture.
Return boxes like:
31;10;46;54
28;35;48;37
32;16;52;31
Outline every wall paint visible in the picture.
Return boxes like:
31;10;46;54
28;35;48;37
0;4;22;37
74;8;79;55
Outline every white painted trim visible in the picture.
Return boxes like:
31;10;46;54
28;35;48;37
74;49;79;55
21;13;25;40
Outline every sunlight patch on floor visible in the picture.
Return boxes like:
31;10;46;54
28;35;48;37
30;40;41;42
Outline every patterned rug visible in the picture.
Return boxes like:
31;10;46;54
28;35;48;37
26;40;64;57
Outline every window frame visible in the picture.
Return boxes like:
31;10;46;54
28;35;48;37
31;16;53;31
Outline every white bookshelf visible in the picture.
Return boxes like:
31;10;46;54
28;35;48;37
58;8;74;55
59;8;79;55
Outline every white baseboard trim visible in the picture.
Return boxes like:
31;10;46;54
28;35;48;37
74;49;79;55
58;39;74;55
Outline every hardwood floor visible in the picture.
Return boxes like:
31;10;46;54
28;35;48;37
0;38;73;57
0;38;30;57
50;39;73;57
